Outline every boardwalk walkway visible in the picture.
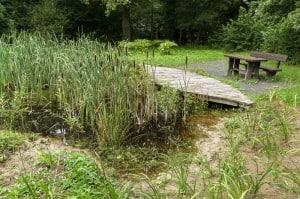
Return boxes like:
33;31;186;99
147;66;253;107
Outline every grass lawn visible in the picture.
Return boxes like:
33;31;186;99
128;45;227;67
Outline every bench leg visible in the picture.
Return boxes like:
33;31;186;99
227;58;234;76
245;62;254;80
233;59;240;76
253;62;260;79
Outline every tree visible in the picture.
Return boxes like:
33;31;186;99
0;0;39;33
165;0;242;44
131;0;164;39
0;3;13;34
254;0;298;24
83;0;150;41
58;0;122;39
30;0;68;36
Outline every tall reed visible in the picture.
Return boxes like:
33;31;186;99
0;32;160;147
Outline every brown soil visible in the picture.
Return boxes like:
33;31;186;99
0;136;93;187
133;107;300;197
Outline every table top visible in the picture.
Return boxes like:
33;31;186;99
224;54;267;62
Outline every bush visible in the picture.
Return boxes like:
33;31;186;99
262;9;300;64
158;40;178;55
128;39;152;53
261;23;283;53
214;7;264;51
0;4;14;34
279;9;300;64
151;39;165;47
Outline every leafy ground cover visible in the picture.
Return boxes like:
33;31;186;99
0;131;25;162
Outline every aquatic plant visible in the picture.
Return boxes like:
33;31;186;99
0;32;183;147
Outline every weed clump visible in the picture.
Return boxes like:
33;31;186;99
0;131;25;162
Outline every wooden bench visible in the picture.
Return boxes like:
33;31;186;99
241;51;288;77
224;54;266;79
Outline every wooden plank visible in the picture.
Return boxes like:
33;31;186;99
224;54;267;62
147;66;253;107
250;51;288;61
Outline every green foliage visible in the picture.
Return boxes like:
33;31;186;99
254;0;297;24
30;0;68;36
279;9;300;64
102;0;132;15
38;150;59;168
129;39;152;53
214;6;264;51
261;23;283;53
0;151;131;198
0;3;14;34
62;152;108;197
0;1;42;33
96;146;168;175
225;97;295;158
166;0;242;44
155;85;180;124
183;94;207;116
0;131;25;162
129;45;225;67
151;39;165;47
262;9;300;64
158;40;178;55
214;0;300;64
0;33;159;148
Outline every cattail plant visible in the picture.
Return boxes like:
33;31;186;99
0;32;162;147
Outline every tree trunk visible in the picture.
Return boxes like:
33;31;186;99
122;6;131;41
150;1;154;40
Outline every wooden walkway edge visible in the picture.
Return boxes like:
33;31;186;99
147;66;253;107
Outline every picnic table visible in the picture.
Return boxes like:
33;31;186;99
224;54;267;80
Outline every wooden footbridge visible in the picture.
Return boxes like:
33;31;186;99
147;66;253;107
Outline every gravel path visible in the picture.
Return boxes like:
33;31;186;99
186;60;290;97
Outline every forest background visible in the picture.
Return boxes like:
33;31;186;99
0;0;299;63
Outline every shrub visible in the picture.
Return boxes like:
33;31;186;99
155;85;179;124
118;40;130;49
214;7;264;51
0;131;25;162
151;39;165;47
279;9;300;64
128;39;152;53
262;9;300;64
261;23;283;53
158;40;178;55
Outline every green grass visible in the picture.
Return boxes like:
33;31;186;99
128;45;226;67
0;130;25;162
0;151;132;198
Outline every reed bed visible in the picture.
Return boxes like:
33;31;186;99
0;32;180;147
